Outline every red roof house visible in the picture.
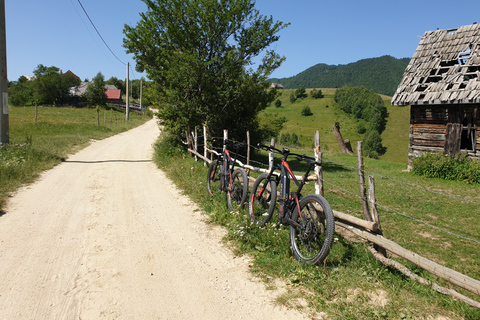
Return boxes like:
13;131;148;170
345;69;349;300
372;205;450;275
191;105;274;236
105;89;122;103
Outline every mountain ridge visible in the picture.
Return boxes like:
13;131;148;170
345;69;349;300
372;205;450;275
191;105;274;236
270;55;410;96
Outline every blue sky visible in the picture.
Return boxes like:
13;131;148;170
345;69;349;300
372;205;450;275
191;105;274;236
6;0;480;82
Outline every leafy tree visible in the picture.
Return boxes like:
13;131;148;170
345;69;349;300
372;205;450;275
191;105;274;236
363;129;386;158
301;105;313;116
257;113;287;140
106;76;125;94
84;72;107;106
334;85;387;133
289;93;296;103
310;88;323;99
9;76;33;106
123;0;289;142
32;64;80;105
295;87;307;99
274;99;282;108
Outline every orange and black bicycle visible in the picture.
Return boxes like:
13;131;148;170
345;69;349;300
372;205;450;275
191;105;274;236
249;144;335;265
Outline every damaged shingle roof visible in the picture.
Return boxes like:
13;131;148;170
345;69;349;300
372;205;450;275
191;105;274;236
392;23;480;106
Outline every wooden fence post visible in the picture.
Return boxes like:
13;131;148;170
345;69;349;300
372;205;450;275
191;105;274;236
203;126;207;166
246;131;251;174
194;127;198;162
223;129;228;151
314;130;324;196
357;141;373;222
368;175;387;256
269;138;275;171
186;130;192;156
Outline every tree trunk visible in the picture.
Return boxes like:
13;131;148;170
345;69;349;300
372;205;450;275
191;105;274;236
333;122;354;155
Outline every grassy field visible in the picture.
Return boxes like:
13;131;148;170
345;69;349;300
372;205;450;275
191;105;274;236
262;88;411;164
0;105;152;210
154;131;480;319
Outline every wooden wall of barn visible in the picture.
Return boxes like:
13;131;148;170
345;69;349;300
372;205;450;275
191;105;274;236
408;105;479;166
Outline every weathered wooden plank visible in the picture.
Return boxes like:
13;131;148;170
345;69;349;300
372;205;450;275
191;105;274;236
411;133;445;141
413;139;445;147
335;221;480;296
411;123;447;130
412;128;446;136
411;145;444;152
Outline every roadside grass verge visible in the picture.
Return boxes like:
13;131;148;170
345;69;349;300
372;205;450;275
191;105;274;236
0;105;152;210
154;133;480;320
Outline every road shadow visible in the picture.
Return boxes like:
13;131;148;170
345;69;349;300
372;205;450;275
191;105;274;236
0;211;6;218
63;159;153;164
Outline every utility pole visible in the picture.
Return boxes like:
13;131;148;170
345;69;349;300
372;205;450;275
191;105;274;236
126;62;130;121
0;0;8;144
140;79;143;113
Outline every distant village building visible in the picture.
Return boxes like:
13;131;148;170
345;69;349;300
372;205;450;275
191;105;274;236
270;83;284;89
22;75;35;81
69;81;91;97
392;23;480;167
62;70;81;81
69;80;123;105
105;88;122;104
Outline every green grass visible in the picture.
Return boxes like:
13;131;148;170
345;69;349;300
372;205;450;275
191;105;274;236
264;89;411;164
0;105;152;210
154;133;480;319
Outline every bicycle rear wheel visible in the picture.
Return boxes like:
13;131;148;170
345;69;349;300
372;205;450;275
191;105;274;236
207;160;223;196
227;168;249;211
248;173;277;225
289;194;335;265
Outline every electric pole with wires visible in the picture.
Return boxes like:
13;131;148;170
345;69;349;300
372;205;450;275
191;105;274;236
0;0;8;145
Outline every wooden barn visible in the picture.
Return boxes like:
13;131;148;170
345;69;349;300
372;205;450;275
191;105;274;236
392;23;480;167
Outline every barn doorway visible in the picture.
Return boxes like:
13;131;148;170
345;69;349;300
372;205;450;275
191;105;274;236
460;111;476;151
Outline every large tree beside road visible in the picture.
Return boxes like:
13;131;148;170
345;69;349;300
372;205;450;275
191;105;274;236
123;0;288;141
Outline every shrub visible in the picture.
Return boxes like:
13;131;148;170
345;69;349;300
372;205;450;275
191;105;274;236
356;121;367;134
363;129;386;158
275;99;282;108
310;88;323;99
301;106;313;116
295;87;307;99
412;153;480;184
289;93;296;103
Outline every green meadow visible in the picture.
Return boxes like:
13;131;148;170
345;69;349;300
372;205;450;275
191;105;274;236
262;88;411;164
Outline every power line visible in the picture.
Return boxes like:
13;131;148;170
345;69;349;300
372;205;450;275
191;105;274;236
76;0;126;66
68;0;113;64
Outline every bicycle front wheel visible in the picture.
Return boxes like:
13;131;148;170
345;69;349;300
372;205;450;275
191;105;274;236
289;194;335;265
248;173;277;225
207;160;223;196
227;168;249;211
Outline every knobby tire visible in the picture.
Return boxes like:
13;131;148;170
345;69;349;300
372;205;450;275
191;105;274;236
227;168;249;211
249;173;277;225
207;160;223;196
289;194;335;265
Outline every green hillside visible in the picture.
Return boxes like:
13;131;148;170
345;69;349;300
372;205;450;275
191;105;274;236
263;88;411;164
270;55;410;96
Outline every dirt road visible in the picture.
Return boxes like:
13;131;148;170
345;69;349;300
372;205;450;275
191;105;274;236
0;118;309;320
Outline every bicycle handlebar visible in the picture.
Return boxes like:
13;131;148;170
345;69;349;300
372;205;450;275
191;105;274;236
257;143;320;166
208;138;246;149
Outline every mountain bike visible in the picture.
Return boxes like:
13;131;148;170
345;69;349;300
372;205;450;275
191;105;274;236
249;144;335;265
206;139;249;211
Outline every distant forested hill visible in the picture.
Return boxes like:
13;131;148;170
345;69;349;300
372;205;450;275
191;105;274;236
270;55;410;96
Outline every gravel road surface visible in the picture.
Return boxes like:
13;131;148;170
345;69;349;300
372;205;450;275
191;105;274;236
0;118;309;320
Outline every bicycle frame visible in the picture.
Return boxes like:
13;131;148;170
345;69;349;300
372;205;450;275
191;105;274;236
211;140;240;192
258;147;317;227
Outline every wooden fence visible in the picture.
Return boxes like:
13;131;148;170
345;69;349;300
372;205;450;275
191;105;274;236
186;127;480;309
